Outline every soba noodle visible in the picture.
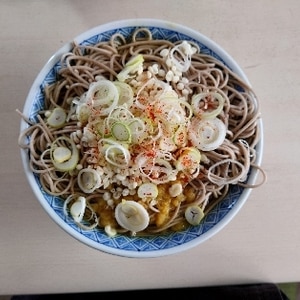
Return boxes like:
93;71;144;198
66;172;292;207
18;27;266;236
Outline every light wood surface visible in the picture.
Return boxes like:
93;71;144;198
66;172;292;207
1;0;299;295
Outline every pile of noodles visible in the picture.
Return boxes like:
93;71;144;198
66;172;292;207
18;27;265;236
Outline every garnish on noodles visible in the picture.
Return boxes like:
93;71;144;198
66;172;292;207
17;28;266;236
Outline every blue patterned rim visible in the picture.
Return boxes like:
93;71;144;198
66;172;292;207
20;19;263;258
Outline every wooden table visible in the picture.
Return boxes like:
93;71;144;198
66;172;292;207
1;0;299;295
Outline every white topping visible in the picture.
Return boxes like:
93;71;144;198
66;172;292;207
169;41;193;72
175;147;201;172
77;168;102;193
70;196;86;223
76;103;90;125
50;137;79;172
159;49;169;57
137;183;158;199
115;200;150;233
52;146;72;163
111;122;131;142
47;107;67;128
85;80;119;115
189;118;226;151
103;191;111;201
185;205;204;226
191;92;225;119
104;225;117;237
169;183;183;197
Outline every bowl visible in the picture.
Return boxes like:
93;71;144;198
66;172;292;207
19;19;264;258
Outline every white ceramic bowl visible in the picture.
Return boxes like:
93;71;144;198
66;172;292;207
19;19;263;258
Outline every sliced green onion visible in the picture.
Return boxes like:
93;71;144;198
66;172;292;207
105;143;131;168
70;196;86;223
50;137;79;172
137;183;158;199
117;54;144;82
137;156;177;184
175;147;201;172
191;92;225;119
107;105;134;123
113;81;134;107
76;103;90;125
185;205;204;225
86;80;119;115
64;195;99;230
95;120;111;138
169;182;183;197
169;41;193;72
77;168;102;193
177;98;193;120
115;200;150;233
189;117;226;151
111;122;131;143
52;146;72;163
157;97;187;125
159;135;177;151
173;125;187;147
128;118;146;143
47;107;67;128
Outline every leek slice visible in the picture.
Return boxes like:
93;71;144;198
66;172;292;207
47;107;67;128
76;103;90;125
191;92;224;119
50;137;79;172
173;125;187;147
117;54;144;82
85;80;119;115
169;41;194;72
189;118;226;151
128;118;146;143
175;147;201;172
137;156;177;184
113;81;134;107
105;143;131;168
169;182;183;197
77;168;102;193
185;206;204;225
70;196;86;223
115;200;150;233
111;122;131;143
52;146;72;163
64;195;99;230
159;136;177;151
137;183;158;199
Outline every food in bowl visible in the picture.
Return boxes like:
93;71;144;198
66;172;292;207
17;20;265;256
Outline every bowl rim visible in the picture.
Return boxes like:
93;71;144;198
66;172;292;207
19;18;264;258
